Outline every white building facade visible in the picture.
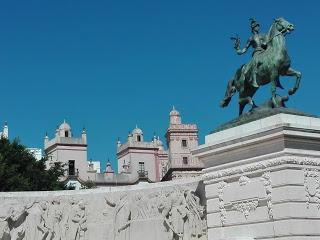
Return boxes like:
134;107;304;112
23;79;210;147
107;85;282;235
44;120;89;181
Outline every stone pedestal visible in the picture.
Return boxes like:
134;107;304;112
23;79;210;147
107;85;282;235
193;112;320;240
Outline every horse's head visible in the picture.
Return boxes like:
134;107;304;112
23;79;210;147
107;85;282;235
274;17;294;34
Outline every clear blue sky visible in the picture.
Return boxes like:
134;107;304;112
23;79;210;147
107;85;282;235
1;1;319;170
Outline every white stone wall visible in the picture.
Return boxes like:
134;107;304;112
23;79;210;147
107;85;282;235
203;155;320;240
0;179;207;240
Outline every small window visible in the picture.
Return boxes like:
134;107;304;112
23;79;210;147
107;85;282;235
183;157;188;164
139;162;145;171
68;160;75;175
182;139;187;147
65;131;69;137
137;135;141;142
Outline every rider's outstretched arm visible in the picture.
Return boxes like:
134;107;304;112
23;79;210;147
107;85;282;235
236;38;251;55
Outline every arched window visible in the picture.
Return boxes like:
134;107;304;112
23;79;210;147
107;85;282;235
137;135;141;142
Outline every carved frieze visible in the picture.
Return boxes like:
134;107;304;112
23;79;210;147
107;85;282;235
0;185;207;240
104;187;207;240
0;198;87;240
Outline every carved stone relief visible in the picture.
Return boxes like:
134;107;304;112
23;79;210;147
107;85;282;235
304;169;320;209
215;173;274;224
238;175;250;186
261;172;273;219
104;187;207;240
0;198;87;240
0;183;206;240
232;199;259;219
218;181;228;226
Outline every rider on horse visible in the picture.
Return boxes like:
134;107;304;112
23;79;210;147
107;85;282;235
232;18;268;88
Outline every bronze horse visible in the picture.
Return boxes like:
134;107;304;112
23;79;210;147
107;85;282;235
221;18;301;115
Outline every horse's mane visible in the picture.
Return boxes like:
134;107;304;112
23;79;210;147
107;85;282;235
267;20;278;40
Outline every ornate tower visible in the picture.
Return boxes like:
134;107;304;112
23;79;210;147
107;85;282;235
163;107;203;180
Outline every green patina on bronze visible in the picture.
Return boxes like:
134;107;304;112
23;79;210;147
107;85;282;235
220;18;301;115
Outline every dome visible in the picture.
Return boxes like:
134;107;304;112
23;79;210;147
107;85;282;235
169;106;180;116
59;120;71;131
132;125;143;135
169;106;182;125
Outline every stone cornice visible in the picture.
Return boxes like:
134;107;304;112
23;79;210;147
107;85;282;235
203;156;320;184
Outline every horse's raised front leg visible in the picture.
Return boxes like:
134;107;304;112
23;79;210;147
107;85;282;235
285;67;302;95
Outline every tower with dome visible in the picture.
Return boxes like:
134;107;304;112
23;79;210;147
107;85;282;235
44;120;88;185
116;125;166;182
162;107;204;180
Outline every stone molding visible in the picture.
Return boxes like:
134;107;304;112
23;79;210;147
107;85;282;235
172;171;203;179
203;156;320;184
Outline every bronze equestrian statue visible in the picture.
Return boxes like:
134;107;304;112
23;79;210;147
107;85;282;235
221;18;301;115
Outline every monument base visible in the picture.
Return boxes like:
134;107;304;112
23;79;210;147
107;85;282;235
193;110;320;240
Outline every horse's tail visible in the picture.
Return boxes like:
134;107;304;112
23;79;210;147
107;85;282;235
220;78;236;108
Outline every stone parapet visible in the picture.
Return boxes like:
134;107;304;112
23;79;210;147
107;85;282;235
45;136;86;149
